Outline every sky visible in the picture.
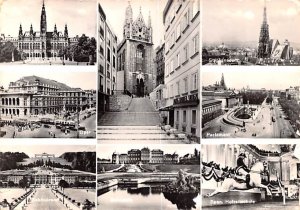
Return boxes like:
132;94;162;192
0;67;96;90
203;0;300;45
0;0;96;38
0;145;95;157
202;68;300;90
97;144;200;159
99;0;167;47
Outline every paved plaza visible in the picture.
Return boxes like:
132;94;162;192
0;188;26;203
1;112;96;138
203;101;295;138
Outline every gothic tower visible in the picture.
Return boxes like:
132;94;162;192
118;2;155;97
40;0;47;58
40;0;47;35
257;0;270;58
18;24;23;37
123;2;133;39
64;24;68;39
220;73;226;90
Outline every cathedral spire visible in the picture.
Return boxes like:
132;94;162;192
257;0;270;59
220;73;226;89
263;0;267;24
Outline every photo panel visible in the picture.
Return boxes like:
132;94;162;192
97;0;200;144
202;0;300;66
202;144;300;209
202;67;300;139
0;0;97;66
0;144;96;209
97;144;200;210
0;66;97;139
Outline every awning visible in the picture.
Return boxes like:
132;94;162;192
159;106;174;111
173;100;199;108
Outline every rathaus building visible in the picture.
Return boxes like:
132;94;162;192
117;3;155;97
16;1;77;60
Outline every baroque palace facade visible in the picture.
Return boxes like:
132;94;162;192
0;76;95;118
2;1;78;60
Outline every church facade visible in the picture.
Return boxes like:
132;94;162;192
16;1;77;60
117;3;155;97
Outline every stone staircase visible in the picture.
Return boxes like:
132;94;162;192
109;94;132;111
97;126;187;142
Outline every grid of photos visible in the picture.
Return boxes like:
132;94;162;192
2;0;300;209
0;0;98;209
201;0;300;210
97;0;200;209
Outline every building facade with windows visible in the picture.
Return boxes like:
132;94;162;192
98;3;118;118
0;76;92;118
14;1;78;60
116;2;155;97
163;0;200;139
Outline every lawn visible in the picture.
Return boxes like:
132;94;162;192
0;188;26;203
155;164;200;174
63;188;95;203
98;164;122;172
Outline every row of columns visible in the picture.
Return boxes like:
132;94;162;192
202;145;258;169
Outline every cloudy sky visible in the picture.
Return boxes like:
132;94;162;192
0;67;96;90
202;68;300;90
99;0;167;47
97;144;200;159
203;0;300;45
0;145;95;157
0;0;96;37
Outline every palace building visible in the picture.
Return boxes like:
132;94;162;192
4;0;78;60
0;76;95;118
117;2;155;97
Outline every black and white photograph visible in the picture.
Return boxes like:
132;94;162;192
97;0;200;144
0;0;96;65
97;144;200;210
0;144;96;210
0;68;96;138
202;144;300;209
202;0;300;66
202;69;300;138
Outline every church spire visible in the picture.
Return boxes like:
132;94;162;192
263;0;267;24
19;24;23;36
54;24;57;33
40;0;47;35
257;0;270;59
64;24;68;38
148;11;151;28
123;1;133;38
30;24;33;35
220;73;226;89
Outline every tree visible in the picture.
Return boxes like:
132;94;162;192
0;41;21;62
58;179;69;189
8;181;15;187
19;177;29;188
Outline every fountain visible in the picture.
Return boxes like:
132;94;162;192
163;170;200;209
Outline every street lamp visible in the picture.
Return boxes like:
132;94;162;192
76;94;80;138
